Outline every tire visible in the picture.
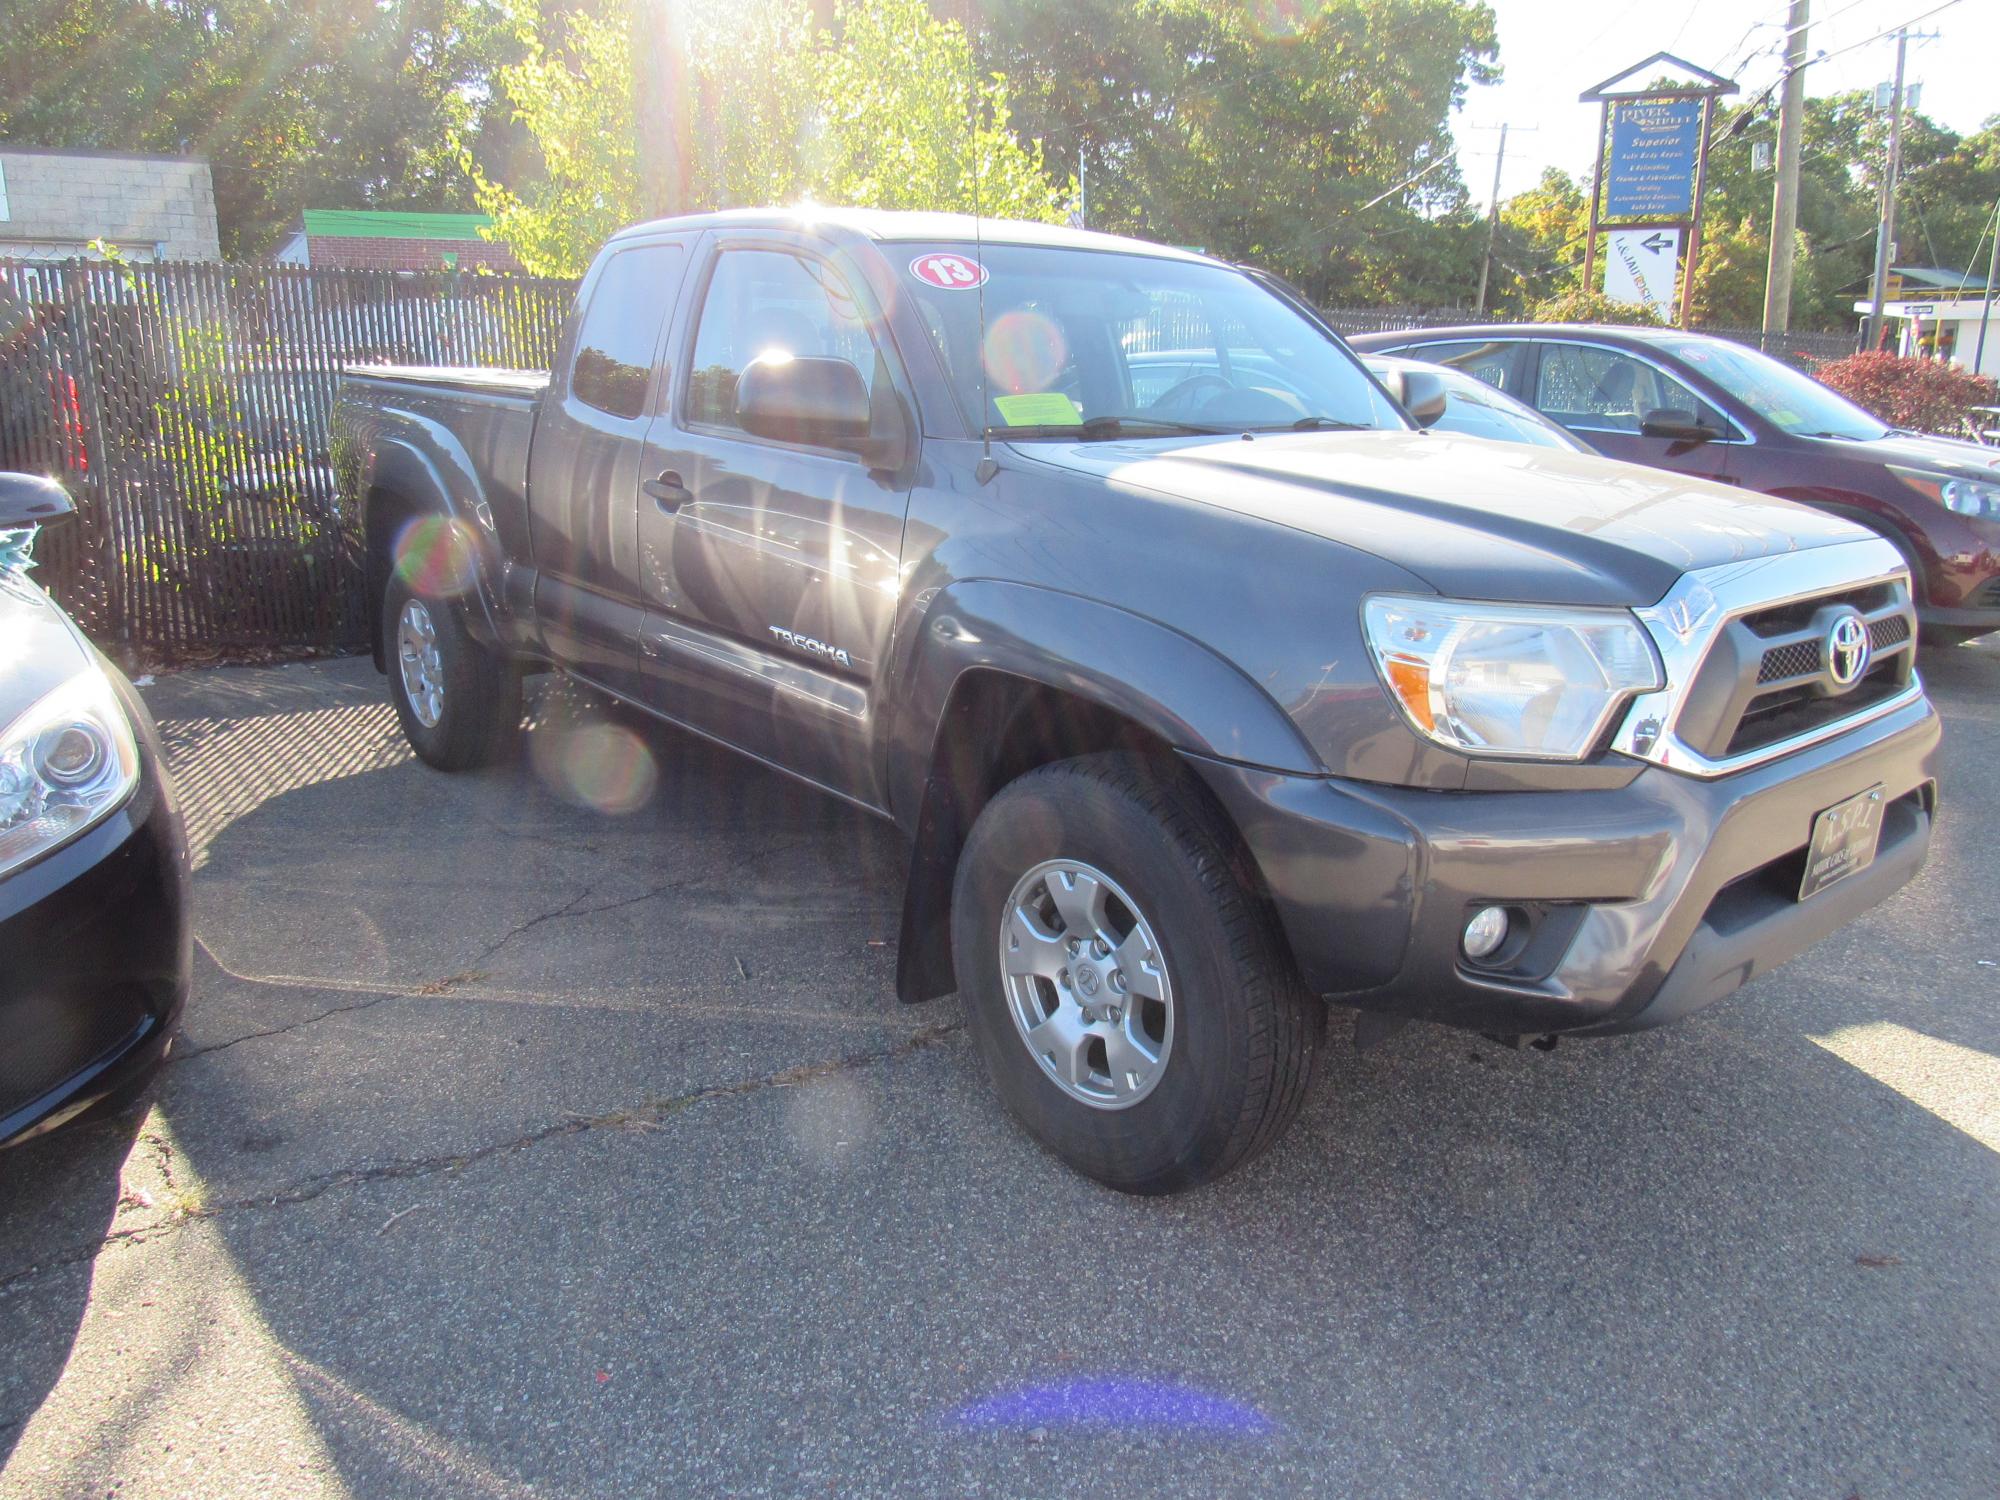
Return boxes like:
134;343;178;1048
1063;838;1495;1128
382;572;521;770
951;752;1322;1194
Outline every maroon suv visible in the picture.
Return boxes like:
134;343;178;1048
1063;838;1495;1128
1350;324;2000;643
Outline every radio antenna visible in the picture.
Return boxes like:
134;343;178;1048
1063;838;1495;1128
970;59;994;476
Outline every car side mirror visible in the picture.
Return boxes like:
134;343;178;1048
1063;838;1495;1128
1640;408;1724;443
736;355;875;454
1380;368;1448;429
0;472;74;530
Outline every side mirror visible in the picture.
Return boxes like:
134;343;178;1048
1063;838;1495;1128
0;472;73;530
736;355;874;453
1640;408;1724;443
1380;368;1448;429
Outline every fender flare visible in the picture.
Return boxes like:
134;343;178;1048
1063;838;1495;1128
887;580;1322;1003
361;429;508;653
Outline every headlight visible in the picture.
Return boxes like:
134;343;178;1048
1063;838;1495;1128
0;669;140;879
1362;595;1663;760
1891;466;2000;520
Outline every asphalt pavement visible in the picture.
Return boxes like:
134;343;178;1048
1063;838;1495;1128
1;642;1996;1499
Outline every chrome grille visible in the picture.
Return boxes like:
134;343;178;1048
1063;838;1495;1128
1611;539;1926;778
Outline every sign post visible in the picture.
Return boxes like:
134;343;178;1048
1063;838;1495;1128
1579;53;1738;328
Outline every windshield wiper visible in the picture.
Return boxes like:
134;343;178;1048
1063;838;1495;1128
1265;416;1372;432
987;415;1230;442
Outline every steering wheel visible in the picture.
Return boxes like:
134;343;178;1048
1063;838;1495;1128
1149;372;1235;414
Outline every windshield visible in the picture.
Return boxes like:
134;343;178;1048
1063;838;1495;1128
1660;337;1888;441
898;243;1404;438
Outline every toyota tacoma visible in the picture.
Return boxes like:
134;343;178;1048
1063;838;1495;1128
334;211;1940;1192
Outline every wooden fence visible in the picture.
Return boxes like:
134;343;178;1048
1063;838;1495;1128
0;259;575;655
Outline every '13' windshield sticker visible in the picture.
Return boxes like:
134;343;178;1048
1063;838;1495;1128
910;253;987;290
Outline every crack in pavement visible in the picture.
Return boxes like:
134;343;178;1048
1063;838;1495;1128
168;957;490;1064
469;834;818;966
0;1020;963;1298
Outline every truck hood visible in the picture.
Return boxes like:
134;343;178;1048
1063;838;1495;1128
1017;429;1872;607
0;572;96;725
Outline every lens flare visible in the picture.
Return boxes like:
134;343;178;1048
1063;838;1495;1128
947;1376;1275;1436
981;310;1068;394
1244;0;1319;39
393;514;480;599
531;719;657;815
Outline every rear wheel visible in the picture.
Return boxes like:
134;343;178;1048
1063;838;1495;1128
952;753;1322;1194
383;573;520;770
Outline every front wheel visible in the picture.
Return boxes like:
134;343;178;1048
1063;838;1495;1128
383;574;521;770
952;753;1322;1194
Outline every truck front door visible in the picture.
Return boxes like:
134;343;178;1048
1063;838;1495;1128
633;239;914;807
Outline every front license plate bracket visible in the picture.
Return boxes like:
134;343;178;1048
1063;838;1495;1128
1799;784;1886;901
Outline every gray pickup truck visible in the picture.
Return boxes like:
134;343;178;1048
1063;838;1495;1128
335;209;1940;1193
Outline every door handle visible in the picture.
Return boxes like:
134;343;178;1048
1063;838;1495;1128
643;470;691;510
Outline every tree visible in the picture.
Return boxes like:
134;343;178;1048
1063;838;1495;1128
0;0;526;256
973;0;1500;304
474;0;1071;276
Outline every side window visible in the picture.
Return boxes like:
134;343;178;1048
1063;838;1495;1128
569;243;687;419
686;250;881;432
1534;344;1705;433
1410;340;1522;394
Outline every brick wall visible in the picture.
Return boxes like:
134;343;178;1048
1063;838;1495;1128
0;147;221;260
305;235;524;274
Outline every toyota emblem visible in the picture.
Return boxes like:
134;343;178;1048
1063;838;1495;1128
1825;611;1871;689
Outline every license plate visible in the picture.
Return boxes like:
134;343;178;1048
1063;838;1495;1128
1799;785;1886;901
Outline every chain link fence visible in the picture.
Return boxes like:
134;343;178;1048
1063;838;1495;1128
0;258;574;656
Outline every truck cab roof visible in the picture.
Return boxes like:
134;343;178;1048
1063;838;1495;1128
605;207;1213;265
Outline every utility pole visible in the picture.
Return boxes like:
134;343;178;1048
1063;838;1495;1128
1475;124;1508;315
1976;197;2000;377
1762;0;1809;337
1865;29;1909;351
632;0;692;219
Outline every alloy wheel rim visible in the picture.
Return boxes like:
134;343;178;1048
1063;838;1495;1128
998;858;1174;1110
397;598;445;728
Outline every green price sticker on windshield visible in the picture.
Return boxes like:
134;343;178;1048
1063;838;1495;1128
994;392;1082;426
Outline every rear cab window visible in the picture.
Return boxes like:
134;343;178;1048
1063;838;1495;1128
569;243;689;419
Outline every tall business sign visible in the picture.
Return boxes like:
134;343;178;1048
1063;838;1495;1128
1580;54;1738;328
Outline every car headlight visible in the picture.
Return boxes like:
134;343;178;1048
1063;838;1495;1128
0;668;140;879
1891;466;2000;520
1362;595;1663;760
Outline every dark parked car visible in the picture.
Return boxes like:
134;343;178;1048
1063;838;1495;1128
0;473;190;1148
1360;354;1593;452
1350;324;2000;642
335;212;1938;1192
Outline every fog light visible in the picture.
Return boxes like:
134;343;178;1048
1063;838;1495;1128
1462;906;1509;961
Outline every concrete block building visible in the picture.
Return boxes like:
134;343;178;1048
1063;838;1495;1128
0;146;221;261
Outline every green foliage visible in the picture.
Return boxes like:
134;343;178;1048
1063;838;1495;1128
1526;289;1663;327
476;0;1072;277
0;0;526;256
975;0;1500;304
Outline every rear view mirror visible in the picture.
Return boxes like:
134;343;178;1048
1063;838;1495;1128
0;472;74;531
1640;408;1724;443
736;355;873;451
1380;368;1448;429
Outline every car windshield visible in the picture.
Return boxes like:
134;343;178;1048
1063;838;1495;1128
898;242;1404;438
1659;336;1889;441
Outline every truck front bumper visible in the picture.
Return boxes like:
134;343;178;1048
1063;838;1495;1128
1188;690;1940;1037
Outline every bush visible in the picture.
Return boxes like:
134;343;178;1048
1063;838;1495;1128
1527;289;1665;327
1811;351;1999;438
